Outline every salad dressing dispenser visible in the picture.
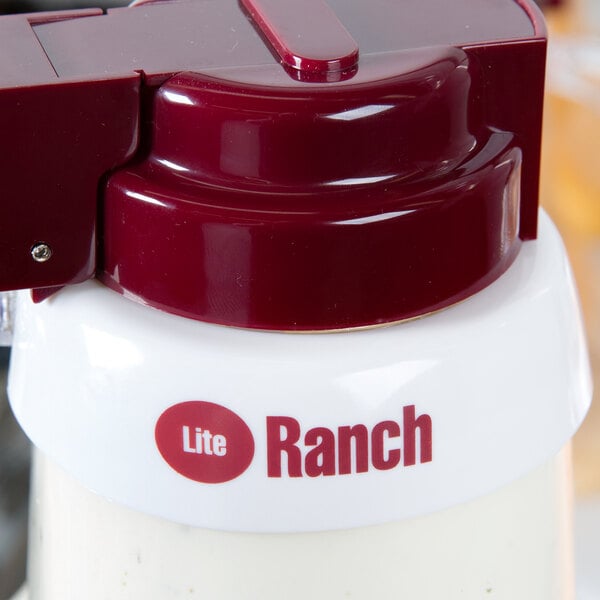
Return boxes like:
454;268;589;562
0;1;592;598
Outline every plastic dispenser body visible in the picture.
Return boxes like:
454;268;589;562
0;1;592;598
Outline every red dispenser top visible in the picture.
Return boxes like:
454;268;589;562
0;0;547;330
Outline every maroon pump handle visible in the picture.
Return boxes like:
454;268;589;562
0;1;547;330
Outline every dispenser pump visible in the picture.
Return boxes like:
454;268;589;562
0;0;547;330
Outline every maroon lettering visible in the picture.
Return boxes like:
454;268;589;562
304;427;336;477
403;405;432;466
338;425;369;474
371;420;401;470
267;406;433;478
266;416;303;477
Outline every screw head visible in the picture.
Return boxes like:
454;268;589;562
31;243;53;263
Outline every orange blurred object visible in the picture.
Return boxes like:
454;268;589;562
543;1;600;494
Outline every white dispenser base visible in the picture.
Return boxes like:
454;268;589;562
8;212;592;599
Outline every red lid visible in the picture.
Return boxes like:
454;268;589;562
0;0;547;330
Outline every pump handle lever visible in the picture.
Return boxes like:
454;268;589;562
0;10;140;295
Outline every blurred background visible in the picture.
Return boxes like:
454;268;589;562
542;0;600;493
0;0;124;10
0;0;599;598
541;4;600;596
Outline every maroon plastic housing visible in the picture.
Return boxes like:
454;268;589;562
0;0;547;330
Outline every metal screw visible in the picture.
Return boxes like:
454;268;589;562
31;243;53;263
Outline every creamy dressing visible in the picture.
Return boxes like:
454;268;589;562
28;447;574;600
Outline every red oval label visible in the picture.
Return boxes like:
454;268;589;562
155;401;254;484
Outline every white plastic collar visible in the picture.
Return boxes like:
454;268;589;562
8;213;592;532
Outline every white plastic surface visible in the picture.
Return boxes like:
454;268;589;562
8;212;592;532
9;587;27;600
0;291;15;347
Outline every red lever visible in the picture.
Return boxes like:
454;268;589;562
240;0;359;75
